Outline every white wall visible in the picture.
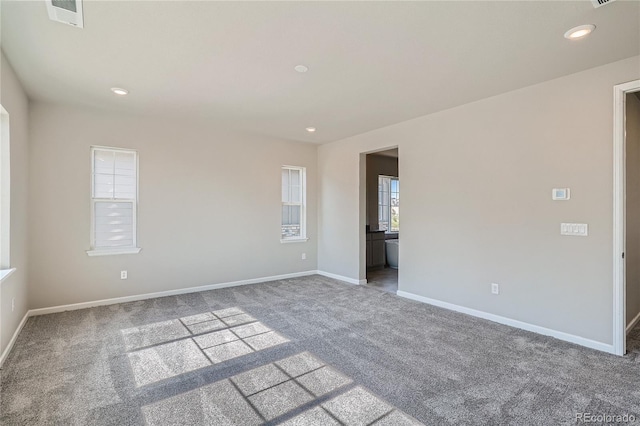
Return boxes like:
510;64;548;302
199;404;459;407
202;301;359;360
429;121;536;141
626;92;640;328
0;53;29;356
319;56;640;346
28;103;317;309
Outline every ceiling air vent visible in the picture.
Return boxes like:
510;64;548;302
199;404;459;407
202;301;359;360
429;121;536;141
45;0;84;28
591;0;616;8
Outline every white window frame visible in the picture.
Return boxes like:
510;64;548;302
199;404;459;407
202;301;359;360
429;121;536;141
0;105;15;282
378;175;399;233
281;165;308;243
86;146;141;256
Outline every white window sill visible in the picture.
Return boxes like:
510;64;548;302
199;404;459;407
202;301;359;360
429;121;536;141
86;248;142;257
280;238;309;244
0;268;16;283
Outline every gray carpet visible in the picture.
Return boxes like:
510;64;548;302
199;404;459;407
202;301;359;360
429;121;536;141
1;275;640;425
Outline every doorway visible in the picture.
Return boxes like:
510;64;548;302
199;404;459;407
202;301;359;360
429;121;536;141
362;148;399;293
613;80;640;356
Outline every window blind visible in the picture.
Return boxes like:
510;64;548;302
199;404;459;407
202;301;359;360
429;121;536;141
94;201;134;248
91;148;137;250
93;149;136;199
281;166;305;240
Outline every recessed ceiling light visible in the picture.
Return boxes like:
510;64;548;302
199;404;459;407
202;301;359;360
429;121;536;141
294;65;309;73
564;24;596;40
110;87;129;96
306;127;316;133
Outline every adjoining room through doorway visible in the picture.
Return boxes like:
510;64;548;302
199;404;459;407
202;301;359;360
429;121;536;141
364;148;399;294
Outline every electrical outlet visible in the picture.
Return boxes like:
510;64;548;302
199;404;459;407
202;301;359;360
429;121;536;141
301;253;306;260
12;297;15;312
121;270;128;280
491;283;500;295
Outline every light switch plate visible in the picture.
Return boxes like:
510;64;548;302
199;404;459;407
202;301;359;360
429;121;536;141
561;223;588;236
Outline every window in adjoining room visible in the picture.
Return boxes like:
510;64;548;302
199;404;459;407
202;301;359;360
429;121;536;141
378;175;399;232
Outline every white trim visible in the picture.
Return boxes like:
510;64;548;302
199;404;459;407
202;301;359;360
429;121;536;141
316;270;365;285
280;238;309;244
397;290;615;354
28;270;319;316
281;165;307;241
0;310;29;368
613;80;640;356
0;268;16;283
627;310;640;335
86;247;141;257
0;105;11;270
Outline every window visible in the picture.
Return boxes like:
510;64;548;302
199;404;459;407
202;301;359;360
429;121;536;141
87;147;140;256
0;105;13;279
281;166;307;242
378;175;399;232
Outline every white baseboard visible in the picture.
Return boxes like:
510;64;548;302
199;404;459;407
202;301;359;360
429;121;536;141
627;311;640;335
0;310;30;368
397;290;615;355
316;270;365;285
29;270;319;317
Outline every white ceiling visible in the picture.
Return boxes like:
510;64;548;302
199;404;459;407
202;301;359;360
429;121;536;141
2;1;638;143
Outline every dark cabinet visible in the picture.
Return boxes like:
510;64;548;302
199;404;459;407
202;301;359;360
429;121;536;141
366;231;386;270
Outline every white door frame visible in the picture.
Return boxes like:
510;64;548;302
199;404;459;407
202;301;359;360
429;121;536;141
613;79;640;356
